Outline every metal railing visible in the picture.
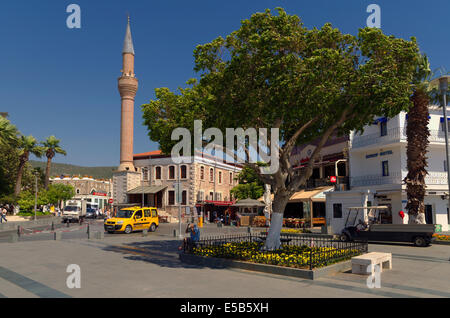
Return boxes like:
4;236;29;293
183;233;368;270
352;127;450;149
351;171;449;187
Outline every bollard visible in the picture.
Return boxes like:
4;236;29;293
66;220;70;228
173;229;178;237
87;224;90;234
8;233;18;243
54;232;62;240
87;229;91;239
17;226;21;237
142;229;148;237
51;222;55;231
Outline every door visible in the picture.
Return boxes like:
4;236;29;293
425;205;433;224
143;209;151;230
133;210;144;230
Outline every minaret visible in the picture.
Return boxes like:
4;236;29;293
118;16;138;171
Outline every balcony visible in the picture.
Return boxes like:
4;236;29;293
351;171;449;187
352;127;449;149
302;177;349;191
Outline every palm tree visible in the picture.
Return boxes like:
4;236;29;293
0;117;18;147
404;54;433;224
42;136;66;189
14;135;45;196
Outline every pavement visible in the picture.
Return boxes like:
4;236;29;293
0;223;449;298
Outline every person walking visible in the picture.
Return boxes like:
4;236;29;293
1;207;8;223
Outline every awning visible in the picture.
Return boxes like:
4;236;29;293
373;117;387;124
126;185;167;194
440;117;450;123
290;186;334;202
232;198;265;207
258;186;334;203
199;200;235;206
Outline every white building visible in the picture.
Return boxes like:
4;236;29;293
326;105;450;233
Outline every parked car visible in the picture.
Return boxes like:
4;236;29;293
104;206;159;234
86;208;97;219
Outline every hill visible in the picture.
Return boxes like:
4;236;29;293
30;160;117;179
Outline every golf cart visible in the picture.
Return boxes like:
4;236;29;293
340;206;435;247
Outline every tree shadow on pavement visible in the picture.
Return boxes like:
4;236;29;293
101;239;227;270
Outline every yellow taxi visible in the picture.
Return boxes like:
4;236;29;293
104;206;159;234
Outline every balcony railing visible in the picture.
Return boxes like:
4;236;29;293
351;171;449;187
352;127;450;149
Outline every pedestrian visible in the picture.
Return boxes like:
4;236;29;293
0;207;7;223
179;223;200;251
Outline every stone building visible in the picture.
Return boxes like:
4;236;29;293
126;150;241;219
50;176;112;209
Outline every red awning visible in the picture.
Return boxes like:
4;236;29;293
200;200;235;206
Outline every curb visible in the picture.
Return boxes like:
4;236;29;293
433;240;450;246
179;253;351;280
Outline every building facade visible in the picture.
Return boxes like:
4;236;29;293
50;176;112;209
326;105;450;233
129;151;241;218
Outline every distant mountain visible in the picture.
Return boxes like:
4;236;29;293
30;160;117;179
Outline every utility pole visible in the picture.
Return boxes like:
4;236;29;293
440;77;450;223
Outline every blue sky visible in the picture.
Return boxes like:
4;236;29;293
2;0;449;167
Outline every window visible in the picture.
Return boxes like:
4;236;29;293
229;172;233;184
441;121;450;132
210;168;214;182
142;168;149;181
134;210;142;219
200;166;205;180
76;189;80;194
209;192;214;200
180;165;187;179
197;191;204;201
169;166;175;179
382;161;389;176
168;191;175;205
333;204;343;218
218;171;222;184
182;190;187;205
155;167;161;180
152;209;157;217
380;121;387;136
144;209;151;217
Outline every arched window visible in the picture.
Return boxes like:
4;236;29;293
210;168;214;182
142;168;149;181
155;167;161;180
229;172;233;184
76;189;80;194
169;166;175;179
182;190;187;205
218;171;222;184
200;166;205;180
180;165;187;179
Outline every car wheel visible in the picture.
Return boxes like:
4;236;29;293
340;234;348;242
124;225;133;234
414;236;427;247
149;223;156;232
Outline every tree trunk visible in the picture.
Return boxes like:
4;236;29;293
14;159;27;196
45;157;52;189
263;191;290;250
404;88;429;225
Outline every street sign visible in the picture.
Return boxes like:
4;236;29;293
108;198;113;204
330;176;337;183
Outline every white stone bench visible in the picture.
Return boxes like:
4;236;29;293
351;252;392;275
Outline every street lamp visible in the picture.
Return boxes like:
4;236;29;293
34;171;38;222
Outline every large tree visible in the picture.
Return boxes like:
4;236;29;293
14;135;45;196
0;116;18;147
142;8;420;249
42;136;66;189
